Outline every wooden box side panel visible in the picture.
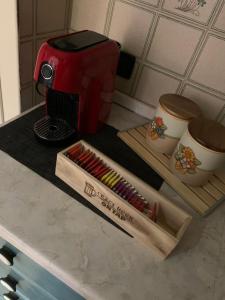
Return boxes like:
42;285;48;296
56;153;178;259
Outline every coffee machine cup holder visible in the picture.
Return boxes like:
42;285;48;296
33;116;77;144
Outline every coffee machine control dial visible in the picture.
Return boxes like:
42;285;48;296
41;63;53;80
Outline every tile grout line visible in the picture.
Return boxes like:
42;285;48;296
181;82;225;103
104;0;116;36
130;63;144;98
130;12;160;97
65;0;73;33
210;0;225;30
176;31;209;95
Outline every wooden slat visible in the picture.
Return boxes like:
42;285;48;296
128;128;169;167
209;176;225;194
189;186;217;207
136;126;147;137
117;131;208;215
131;128;217;208
203;182;223;200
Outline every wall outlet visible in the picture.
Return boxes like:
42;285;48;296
117;51;136;79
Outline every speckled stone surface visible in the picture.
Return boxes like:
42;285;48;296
0;104;225;300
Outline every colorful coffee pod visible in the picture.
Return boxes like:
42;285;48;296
65;143;159;222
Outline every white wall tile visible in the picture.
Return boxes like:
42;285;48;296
163;0;218;24
18;0;33;37
21;86;33;112
135;67;180;106
37;0;67;34
17;0;70;112
214;3;225;32
182;84;225;119
35;32;65;55
147;17;202;75
191;36;225;94
19;41;33;86
35;82;45;105
36;38;48;56
70;0;109;33
109;1;154;57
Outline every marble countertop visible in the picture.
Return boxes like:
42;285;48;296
0;104;225;300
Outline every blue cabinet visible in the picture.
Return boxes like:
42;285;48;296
0;238;85;300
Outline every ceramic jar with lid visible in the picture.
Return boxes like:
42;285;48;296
146;94;202;155
169;118;225;186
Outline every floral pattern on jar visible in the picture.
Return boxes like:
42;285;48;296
175;144;201;174
148;117;167;140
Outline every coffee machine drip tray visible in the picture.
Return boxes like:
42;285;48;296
33;116;76;143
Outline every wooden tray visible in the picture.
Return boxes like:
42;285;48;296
55;140;191;259
118;124;225;216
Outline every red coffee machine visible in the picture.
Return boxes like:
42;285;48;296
33;30;120;143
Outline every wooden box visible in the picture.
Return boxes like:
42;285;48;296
55;141;192;259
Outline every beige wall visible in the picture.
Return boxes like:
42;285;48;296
0;78;3;124
0;0;21;122
70;0;225;123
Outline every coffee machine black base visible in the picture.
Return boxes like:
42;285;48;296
33;116;78;145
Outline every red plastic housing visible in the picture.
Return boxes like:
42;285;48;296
34;31;120;134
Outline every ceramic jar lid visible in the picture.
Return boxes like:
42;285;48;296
159;94;202;120
188;118;225;153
